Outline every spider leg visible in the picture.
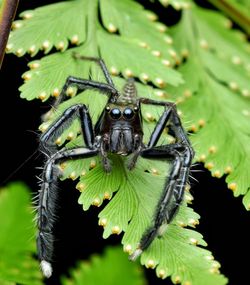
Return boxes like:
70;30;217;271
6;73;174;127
139;97;194;155
38;103;97;277
54;76;118;107
40;104;94;154
130;102;194;259
37;147;98;278
72;53;115;87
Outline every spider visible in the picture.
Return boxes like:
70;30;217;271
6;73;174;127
37;54;194;278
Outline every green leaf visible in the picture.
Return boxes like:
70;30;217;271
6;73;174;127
7;0;88;56
0;182;42;285
99;0;176;63
156;0;190;9
206;0;250;35
167;4;250;209
76;155;227;285
7;0;183;91
61;246;146;285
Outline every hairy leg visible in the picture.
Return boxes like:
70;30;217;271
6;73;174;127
37;147;98;278
130;103;194;259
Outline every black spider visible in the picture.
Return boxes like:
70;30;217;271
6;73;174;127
37;55;194;278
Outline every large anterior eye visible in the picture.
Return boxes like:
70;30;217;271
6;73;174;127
123;108;134;120
110;108;121;119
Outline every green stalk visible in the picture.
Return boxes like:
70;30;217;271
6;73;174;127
0;0;19;69
207;0;250;36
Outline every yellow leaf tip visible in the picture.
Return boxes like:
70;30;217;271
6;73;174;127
162;59;171;67
123;244;133;254
15;48;24;57
208;145;217;154
146;12;158;21
151;50;161;57
22;72;32;81
199;39;209;49
52;88;60;97
228;182;237;191
225;166;232;174
173;275;181;284
110;66;119;76
42;40;50;50
12;21;23;30
92;197;101;207
66;132;74;141
111;225;121;234
90;160;97;169
76;183;86;192
198;154;206;162
146;259;156;269
38;91;47;101
189;237;199;245
212;170;221;178
155;78;166;88
198;119;206;127
66;86;76;97
205;162;214;170
124;69;134;77
22;11;34;19
56;41;65;51
229;81;238;91
71;35;79;44
103;191;112;200
140;73;150;82
157;268;167;279
241;89;250;97
69;171;77;180
107;23;117;33
99;218;107;227
28;45;36;55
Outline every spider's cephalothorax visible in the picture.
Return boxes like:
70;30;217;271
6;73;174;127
99;79;143;157
37;55;194;278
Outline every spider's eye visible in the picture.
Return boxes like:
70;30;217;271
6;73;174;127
105;106;110;112
110;108;121;119
123;108;134;120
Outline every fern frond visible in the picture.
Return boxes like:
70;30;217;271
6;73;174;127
76;155;227;285
5;0;236;284
61;246;146;285
167;3;250;209
0;183;43;285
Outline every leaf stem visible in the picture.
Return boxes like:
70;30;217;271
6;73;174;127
0;0;19;69
206;0;250;36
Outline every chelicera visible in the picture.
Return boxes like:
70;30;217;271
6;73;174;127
37;55;194;277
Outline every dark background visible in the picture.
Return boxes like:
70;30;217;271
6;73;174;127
0;1;249;284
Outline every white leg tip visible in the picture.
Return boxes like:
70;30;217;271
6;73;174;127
157;223;168;236
41;260;53;278
129;248;143;261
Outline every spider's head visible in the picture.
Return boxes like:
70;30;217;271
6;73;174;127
105;103;139;122
104;102;143;155
99;78;143;150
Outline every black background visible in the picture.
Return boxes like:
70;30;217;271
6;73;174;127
0;1;249;284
